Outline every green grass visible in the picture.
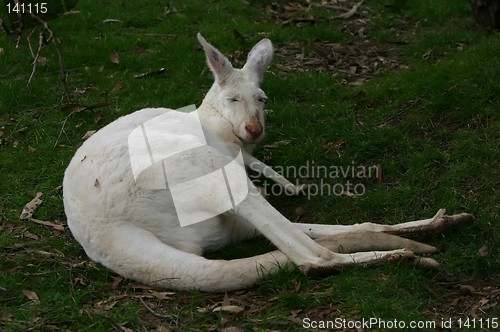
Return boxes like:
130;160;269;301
1;0;499;330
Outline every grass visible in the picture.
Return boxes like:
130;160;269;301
1;0;499;330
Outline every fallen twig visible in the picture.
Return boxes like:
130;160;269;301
55;102;108;144
54;111;74;147
133;67;167;79
27;32;45;87
338;0;364;19
378;94;425;128
7;0;69;100
13;0;24;47
139;297;178;323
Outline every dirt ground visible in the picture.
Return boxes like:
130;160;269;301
268;1;412;84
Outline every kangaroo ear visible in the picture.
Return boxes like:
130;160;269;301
197;33;234;85
243;38;274;84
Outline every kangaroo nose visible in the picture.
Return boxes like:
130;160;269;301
245;121;263;139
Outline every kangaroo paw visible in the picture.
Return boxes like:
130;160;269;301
300;249;416;276
410;256;440;269
420;209;474;234
435;211;474;234
315;232;438;254
386;209;474;236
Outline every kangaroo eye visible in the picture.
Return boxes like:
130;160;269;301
258;97;267;103
227;97;239;103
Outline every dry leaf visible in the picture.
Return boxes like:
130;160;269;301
37;57;48;65
130;284;153;290
287;309;303;323
341;190;358;198
87;102;111;110
29;218;65;231
6;243;25;250
477;245;490;257
111;80;124;93
20;192;43;220
118;325;134;332
22;290;40;304
61;103;88;113
63;10;81;15
263;139;291;149
223;292;230;306
156;326;172;332
82;130;97;140
102;301;118;310
31;250;64;257
324;139;345;152
1;312;13;322
73;87;88;95
94;112;103;124
196;303;219;313
213;305;244;315
23;231;39;240
479;298;489;306
74;277;87;286
133;67;166;79
149;290;175;300
220;327;243;332
94;178;101;188
94;297;119;311
112;276;123;289
103;18;122;23
293;279;301;292
422;49;433;60
110;52;120;64
459;284;475;294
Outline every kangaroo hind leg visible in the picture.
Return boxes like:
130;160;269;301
294;209;474;239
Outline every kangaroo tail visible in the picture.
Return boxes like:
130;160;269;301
83;224;290;292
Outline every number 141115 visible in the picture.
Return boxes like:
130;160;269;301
457;317;498;329
6;2;48;14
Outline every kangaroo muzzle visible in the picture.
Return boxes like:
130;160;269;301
245;117;263;140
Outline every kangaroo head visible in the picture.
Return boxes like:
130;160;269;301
197;33;273;146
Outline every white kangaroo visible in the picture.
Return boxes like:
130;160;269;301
63;34;473;292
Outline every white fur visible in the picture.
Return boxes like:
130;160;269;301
63;34;473;291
